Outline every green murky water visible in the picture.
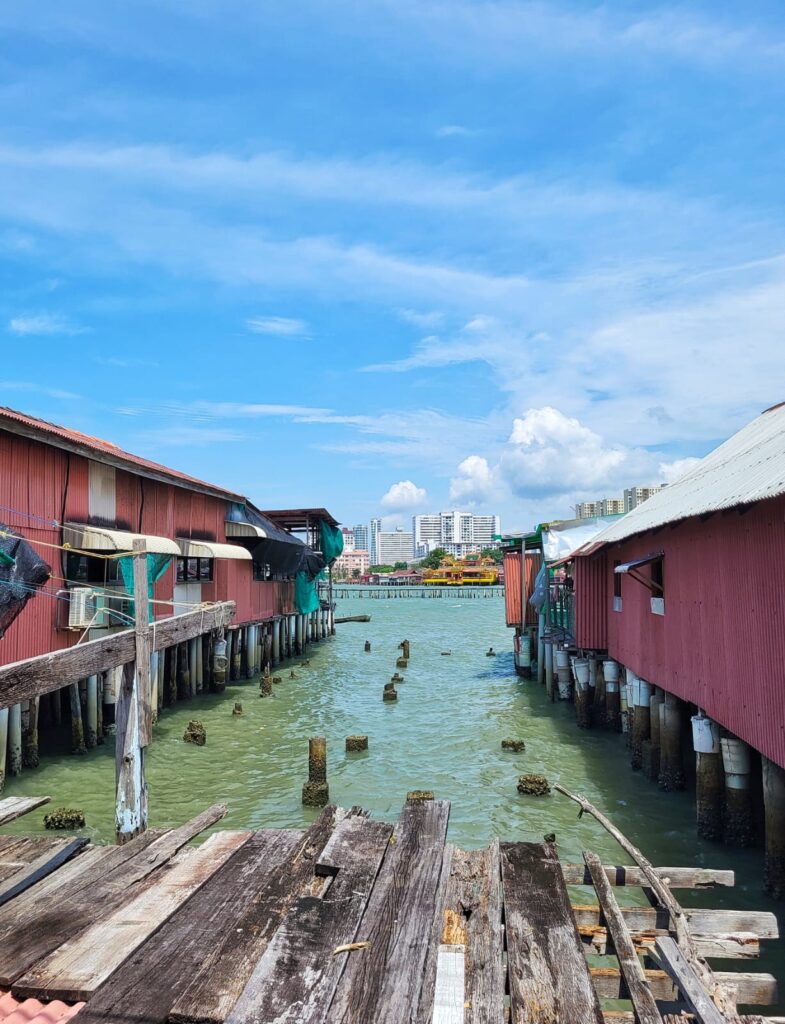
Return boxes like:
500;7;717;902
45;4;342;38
2;593;783;1009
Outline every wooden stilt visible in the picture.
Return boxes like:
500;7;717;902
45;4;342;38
0;708;8;792
85;675;98;749
69;686;85;755
22;696;40;769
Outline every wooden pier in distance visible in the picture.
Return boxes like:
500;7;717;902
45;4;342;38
0;795;780;1023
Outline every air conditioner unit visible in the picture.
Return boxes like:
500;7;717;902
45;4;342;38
68;587;97;629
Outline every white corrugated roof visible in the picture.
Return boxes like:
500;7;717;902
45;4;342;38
583;403;785;548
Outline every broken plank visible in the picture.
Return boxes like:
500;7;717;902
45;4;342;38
14;830;251;1001
0;837;66;883
572;905;779;939
653;936;726;1024
562;864;734;889
0;796;49;825
581;925;761;960
440;844;504;1024
168;807;339;1024
0;837;89;908
327;798;451;1024
584;850;662;1024
0;803;225;985
225;816;393;1024
77;828;304;1024
502;842;603;1024
590;967;778;1005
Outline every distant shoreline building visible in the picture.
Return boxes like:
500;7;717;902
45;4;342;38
377;527;414;565
352;523;369;550
575;485;666;520
412;510;501;559
369;517;382;564
335;547;369;578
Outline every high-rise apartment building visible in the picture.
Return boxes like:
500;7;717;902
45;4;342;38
624;485;666;511
340;527;355;551
369;518;382;564
378;528;414;565
412;510;501;559
352;524;369;550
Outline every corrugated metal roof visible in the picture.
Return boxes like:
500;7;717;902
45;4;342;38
583;403;785;548
0;990;82;1023
0;407;243;502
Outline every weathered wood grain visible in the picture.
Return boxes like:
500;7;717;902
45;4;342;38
78;828;304;1024
581;925;761;960
168;807;339;1024
0;804;224;984
0;795;50;825
561;864;734;889
439;844;504;1024
432;945;466;1024
573;904;779;939
590;967;778;1004
14;830;251;1001
0;837;89;907
585;850;662;1024
502;842;604;1024
327;798;451;1024
225;815;393;1024
0;837;65;883
416;840;455;1024
653;936;725;1024
0;603;235;707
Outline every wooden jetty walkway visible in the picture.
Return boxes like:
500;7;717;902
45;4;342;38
332;584;505;599
0;794;779;1023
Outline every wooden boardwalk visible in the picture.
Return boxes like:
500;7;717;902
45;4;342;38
0;795;780;1023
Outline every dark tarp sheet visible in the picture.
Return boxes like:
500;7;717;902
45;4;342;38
0;525;51;638
227;504;325;579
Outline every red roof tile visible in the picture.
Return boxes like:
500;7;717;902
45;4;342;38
0;990;83;1024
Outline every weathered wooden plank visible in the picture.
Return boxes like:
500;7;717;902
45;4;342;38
168;807;338;1024
502;842;604;1024
585;850;662;1024
115;659;146;843
562;864;734;889
77;828;304;1024
590;968;778;1004
327;798;451;1024
439;844;504;1024
605;1015;784;1023
581;925;761;960
14;830;251;1001
0;837;89;907
0;795;50;825
0;804;224;984
432;945;466;1024
225;815;393;1024
653;936;726;1024
0;603;235;707
573;905;779;939
0;837;65;883
417;841;455;1024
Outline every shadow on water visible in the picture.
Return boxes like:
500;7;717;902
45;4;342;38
1;593;782;1009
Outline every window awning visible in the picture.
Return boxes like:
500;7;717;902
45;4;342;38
225;521;266;539
63;523;181;556
615;552;664;574
176;538;251;560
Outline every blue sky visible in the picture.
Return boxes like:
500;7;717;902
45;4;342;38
1;1;784;533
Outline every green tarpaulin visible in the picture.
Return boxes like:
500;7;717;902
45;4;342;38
295;570;321;614
319;520;343;564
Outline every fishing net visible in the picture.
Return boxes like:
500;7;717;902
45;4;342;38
0;525;51;638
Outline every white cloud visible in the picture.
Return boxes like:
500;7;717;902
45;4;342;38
245;316;309;337
396;308;445;329
449;455;496;504
8;314;85;336
436;124;475;138
0;379;80;400
658;457;701;484
381;479;428;510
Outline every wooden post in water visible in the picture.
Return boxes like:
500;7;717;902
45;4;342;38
189;638;199;695
116;538;152;845
22;695;40;768
0;708;7;791
643;686;663;780
69;685;85;754
302;736;329;806
272;618;280;665
8;703;22;775
763;756;785;899
658;692;686;792
150;651;159;722
85;675;98;748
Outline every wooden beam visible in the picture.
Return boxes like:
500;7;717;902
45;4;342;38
572;904;779;939
580;925;761;960
652;936;726;1024
584;850;662;1024
590;968;777;1005
0;796;49;826
561;864;734;889
0;837;88;908
0;602;235;709
132;539;153;749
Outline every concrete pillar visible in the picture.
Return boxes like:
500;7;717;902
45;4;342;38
150;651;159;721
692;712;723;839
302;736;329;806
722;736;754;846
0;708;7;792
631;678;651;771
21;696;40;769
520;629;532;679
188;638;199;695
763;756;785;899
658;692;685;791
195;636;204;693
157;649;166;709
603;660;621;731
213;634;228;692
537;613;545;685
544;638;554;700
272;619;280;665
85;675;99;748
7;703;21;774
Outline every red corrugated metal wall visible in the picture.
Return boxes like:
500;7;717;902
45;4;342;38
524;553;542;626
600;494;785;769
574;552;608;649
503;552;521;627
